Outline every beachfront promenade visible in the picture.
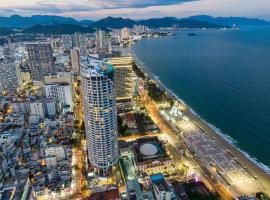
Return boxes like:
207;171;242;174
138;77;270;198
181;106;270;195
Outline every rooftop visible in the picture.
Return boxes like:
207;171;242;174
45;82;70;86
119;151;137;180
80;57;114;80
133;137;167;163
105;56;134;66
140;143;158;156
150;173;169;192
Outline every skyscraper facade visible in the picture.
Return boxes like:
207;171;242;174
80;58;118;175
96;30;108;53
70;48;80;74
106;57;137;100
26;42;55;81
72;32;87;56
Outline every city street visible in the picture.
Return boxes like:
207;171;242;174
139;88;233;200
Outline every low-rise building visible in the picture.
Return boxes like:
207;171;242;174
43;98;56;118
45;82;73;110
150;174;174;200
123;112;137;129
0;59;20;94
10;100;30;114
126;179;155;200
133;137;173;172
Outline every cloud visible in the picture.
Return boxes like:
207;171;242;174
104;0;196;8
0;0;270;20
0;0;196;15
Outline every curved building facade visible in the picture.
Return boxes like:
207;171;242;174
80;58;118;175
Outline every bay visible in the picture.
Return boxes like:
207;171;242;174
131;26;270;169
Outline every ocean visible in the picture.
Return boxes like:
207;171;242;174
131;26;270;171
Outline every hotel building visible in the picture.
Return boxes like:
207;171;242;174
105;57;137;100
80;57;118;175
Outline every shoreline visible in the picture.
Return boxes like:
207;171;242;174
132;51;270;174
130;49;270;194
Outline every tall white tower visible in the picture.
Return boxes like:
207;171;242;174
70;48;80;74
80;57;118;175
96;30;108;53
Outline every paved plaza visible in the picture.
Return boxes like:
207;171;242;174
176;121;254;186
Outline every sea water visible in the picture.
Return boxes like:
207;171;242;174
131;26;270;171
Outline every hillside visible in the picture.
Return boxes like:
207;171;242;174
186;15;270;26
138;17;223;28
91;17;137;29
23;24;95;34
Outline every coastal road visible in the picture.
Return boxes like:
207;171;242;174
118;132;161;141
140;89;233;200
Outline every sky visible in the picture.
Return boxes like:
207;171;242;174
0;0;270;20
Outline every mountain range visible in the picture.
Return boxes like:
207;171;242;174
0;15;269;35
186;15;270;26
0;15;94;29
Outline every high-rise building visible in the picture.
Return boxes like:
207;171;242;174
62;35;73;49
26;42;55;82
70;48;80;74
96;30;108;53
72;33;87;56
45;82;73;109
106;57;137;100
79;35;88;57
72;32;80;48
0;59;20;94
80;57;118;175
121;27;130;40
132;25;148;34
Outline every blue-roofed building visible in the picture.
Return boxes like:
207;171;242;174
150;174;175;200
